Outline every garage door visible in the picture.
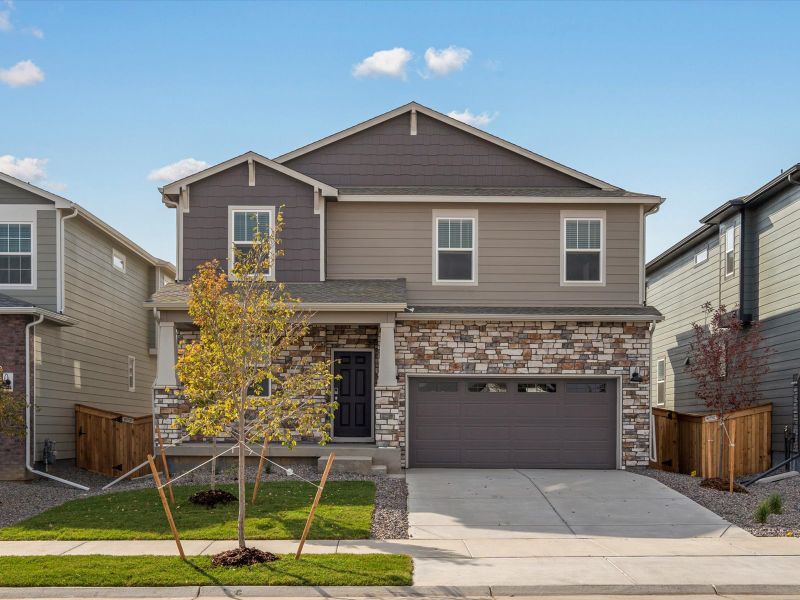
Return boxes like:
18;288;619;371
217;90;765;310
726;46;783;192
408;377;617;469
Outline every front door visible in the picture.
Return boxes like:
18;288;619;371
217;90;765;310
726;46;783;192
333;351;373;438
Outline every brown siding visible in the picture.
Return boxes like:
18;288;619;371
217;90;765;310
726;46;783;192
327;201;641;306
284;113;596;189
182;162;319;282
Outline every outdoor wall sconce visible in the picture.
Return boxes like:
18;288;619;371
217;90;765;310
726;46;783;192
629;368;642;383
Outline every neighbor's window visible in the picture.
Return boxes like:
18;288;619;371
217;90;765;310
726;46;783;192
436;217;475;282
656;358;665;406
0;223;32;285
230;208;273;275
695;246;708;265
127;355;136;392
112;249;126;273
563;217;603;283
725;226;735;276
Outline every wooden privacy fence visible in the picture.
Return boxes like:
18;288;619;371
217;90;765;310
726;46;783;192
652;403;772;478
75;404;152;478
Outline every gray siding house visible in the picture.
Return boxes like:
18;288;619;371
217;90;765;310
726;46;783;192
0;173;174;481
647;164;800;460
149;102;664;472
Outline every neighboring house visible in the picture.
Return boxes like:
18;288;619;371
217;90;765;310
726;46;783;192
647;164;800;461
148;101;663;472
0;173;175;481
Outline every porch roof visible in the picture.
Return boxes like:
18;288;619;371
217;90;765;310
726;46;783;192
0;293;77;325
401;304;664;322
146;279;408;311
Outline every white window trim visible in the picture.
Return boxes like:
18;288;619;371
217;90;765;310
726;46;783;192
0;212;37;291
725;226;735;277
227;205;276;281
112;248;127;273
694;245;708;265
127;355;136;392
560;210;606;286
656;357;666;406
432;209;478;286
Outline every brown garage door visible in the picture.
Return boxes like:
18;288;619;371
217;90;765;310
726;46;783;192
408;377;617;469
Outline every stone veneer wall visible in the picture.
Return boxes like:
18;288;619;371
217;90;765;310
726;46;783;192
377;320;652;468
0;315;32;480
155;324;379;444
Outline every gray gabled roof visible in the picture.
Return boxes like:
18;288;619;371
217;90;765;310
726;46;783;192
148;279;407;309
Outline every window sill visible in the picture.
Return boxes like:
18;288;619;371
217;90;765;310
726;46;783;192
559;280;606;287
432;280;478;286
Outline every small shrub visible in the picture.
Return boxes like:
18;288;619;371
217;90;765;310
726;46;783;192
767;493;783;515
755;501;771;524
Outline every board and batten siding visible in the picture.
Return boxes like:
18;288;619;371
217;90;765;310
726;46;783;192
33;216;157;461
750;183;800;454
0;180;58;311
181;162;319;282
283;112;596;189
327;201;642;306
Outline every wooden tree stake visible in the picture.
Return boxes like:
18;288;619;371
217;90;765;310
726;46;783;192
295;453;335;560
729;420;736;494
148;454;185;560
252;437;269;505
155;426;175;504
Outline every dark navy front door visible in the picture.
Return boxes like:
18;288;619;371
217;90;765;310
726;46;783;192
333;351;372;438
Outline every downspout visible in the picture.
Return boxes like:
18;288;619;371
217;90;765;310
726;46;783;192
738;205;748;323
24;314;89;490
58;207;79;313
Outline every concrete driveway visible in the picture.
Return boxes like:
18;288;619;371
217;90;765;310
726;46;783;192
407;468;732;539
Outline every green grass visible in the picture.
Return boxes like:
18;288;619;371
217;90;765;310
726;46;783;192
0;481;374;541
0;554;412;587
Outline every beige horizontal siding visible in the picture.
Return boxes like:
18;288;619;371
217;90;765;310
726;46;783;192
327;202;642;306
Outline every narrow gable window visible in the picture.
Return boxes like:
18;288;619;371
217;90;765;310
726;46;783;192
229;207;274;277
435;216;475;283
562;214;603;284
695;246;708;265
127;355;136;392
0;223;33;286
656;358;666;405
112;249;126;273
725;226;735;276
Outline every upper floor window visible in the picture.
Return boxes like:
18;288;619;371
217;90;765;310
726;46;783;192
725;226;735;276
0;223;33;286
112;249;127;273
435;216;476;283
229;206;274;278
562;212;604;285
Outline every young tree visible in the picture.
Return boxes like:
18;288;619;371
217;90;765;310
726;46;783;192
686;303;771;477
175;212;336;554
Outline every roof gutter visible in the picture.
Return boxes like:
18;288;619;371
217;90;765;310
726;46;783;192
0;307;77;326
24;314;89;490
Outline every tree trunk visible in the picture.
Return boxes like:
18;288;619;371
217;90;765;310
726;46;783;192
718;418;725;479
237;402;246;549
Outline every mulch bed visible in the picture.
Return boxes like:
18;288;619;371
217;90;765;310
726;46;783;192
188;489;237;508
211;547;279;567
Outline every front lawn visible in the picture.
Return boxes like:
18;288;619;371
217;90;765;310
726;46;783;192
0;554;412;587
0;481;374;541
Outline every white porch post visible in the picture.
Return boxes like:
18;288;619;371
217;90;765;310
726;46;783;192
377;321;397;387
155;321;178;388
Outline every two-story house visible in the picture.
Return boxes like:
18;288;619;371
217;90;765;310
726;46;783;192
0;172;175;482
647;164;800;463
148;102;663;472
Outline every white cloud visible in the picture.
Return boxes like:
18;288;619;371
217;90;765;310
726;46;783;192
424;46;471;77
147;158;210;182
352;47;412;79
24;26;43;38
0;60;44;87
0;155;48;181
0;10;11;32
447;109;498;128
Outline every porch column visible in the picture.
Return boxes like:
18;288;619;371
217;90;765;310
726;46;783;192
154;321;178;388
376;321;397;387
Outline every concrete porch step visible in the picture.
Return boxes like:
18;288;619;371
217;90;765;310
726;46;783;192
370;464;388;475
317;454;374;475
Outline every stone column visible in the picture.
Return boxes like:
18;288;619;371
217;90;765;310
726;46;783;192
154;321;178;388
377;321;397;387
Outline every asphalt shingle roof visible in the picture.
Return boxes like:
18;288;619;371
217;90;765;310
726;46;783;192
0;293;37;309
408;305;663;318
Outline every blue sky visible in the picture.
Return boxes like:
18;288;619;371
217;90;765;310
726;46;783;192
2;0;799;263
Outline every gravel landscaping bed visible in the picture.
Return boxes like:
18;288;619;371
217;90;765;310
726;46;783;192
0;462;408;539
635;467;800;536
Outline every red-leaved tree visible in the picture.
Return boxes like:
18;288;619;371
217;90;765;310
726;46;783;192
685;303;771;477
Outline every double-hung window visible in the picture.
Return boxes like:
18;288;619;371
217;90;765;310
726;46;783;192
656;358;666;406
562;212;604;284
725;226;735;276
0;223;33;286
229;206;274;278
435;216;476;283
